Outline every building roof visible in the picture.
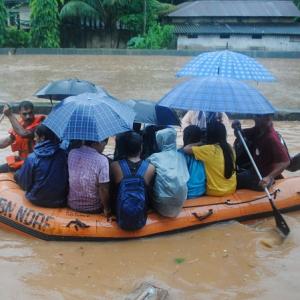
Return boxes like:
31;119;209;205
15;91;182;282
168;0;300;17
174;23;300;35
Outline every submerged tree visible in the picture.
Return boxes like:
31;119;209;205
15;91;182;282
0;0;7;46
30;0;60;48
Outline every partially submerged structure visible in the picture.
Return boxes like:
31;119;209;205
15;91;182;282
5;0;30;30
166;0;300;51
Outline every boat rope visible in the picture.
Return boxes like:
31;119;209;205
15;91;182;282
192;209;213;221
66;219;90;231
0;178;17;183
225;189;280;206
183;189;280;209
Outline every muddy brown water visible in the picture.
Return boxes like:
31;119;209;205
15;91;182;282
0;55;299;299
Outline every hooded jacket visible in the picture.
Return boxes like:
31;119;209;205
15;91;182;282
147;128;189;217
15;140;68;207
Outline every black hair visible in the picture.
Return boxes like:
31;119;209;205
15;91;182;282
183;125;203;146
121;131;142;157
206;122;235;179
142;125;167;159
84;138;108;146
133;122;142;133
35;124;59;143
19;101;34;112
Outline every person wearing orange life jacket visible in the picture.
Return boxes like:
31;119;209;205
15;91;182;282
0;101;45;173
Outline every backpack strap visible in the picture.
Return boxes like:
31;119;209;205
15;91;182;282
135;160;149;177
119;159;132;177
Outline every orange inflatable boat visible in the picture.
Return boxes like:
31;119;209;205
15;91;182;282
0;173;299;241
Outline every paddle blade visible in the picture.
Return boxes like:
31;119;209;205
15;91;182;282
269;200;290;236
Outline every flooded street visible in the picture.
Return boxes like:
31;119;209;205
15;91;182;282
0;55;299;299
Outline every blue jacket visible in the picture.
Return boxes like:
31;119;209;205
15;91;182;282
15;140;68;207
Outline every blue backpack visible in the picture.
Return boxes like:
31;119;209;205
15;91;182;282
116;160;149;231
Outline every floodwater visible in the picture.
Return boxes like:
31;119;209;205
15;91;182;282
0;55;299;300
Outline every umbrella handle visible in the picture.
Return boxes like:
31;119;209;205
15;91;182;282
236;129;290;236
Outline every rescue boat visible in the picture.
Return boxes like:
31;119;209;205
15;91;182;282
0;173;299;241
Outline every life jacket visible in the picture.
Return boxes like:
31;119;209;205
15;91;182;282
6;115;46;170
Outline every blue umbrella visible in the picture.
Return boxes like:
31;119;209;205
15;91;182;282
158;77;276;115
34;79;98;101
176;50;276;82
125;99;180;126
43;93;136;141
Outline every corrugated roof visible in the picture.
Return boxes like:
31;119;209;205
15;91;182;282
174;23;300;35
168;0;300;17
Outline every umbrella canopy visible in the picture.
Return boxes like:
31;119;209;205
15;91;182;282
176;50;276;82
43;93;136;141
158;77;276;115
34;79;98;101
125;99;180;126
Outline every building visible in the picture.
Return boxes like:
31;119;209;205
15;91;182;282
166;0;300;51
5;0;30;30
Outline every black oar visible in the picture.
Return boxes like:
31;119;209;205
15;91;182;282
236;128;290;236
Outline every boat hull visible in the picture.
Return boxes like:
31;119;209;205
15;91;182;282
0;173;299;241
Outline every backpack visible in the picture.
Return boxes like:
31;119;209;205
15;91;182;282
116;159;149;231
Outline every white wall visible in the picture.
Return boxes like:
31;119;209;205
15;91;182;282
177;34;300;51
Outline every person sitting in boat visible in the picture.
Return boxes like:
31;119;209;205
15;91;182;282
14;124;68;208
141;125;168;159
0;101;45;173
183;122;236;196
110;131;155;210
67;138;110;216
179;125;206;199
232;115;290;190
113;122;142;161
147;128;190;217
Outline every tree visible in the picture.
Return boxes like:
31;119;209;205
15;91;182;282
120;0;173;35
60;0;173;46
0;0;7;46
127;23;174;49
30;0;60;48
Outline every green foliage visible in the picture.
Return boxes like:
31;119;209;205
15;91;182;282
120;0;173;35
30;0;60;48
294;0;300;8
0;0;7;46
174;257;185;264
127;23;174;49
60;0;129;31
4;27;30;48
61;0;174;34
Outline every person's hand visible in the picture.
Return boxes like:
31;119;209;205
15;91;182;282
232;120;242;138
3;104;12;117
259;176;274;189
231;120;241;130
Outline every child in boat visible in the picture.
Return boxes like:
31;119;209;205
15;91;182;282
67;139;110;216
111;131;155;200
183;122;236;196
180;125;206;199
147;128;190;217
14;124;68;207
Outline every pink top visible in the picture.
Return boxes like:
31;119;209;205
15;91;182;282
68;146;109;212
